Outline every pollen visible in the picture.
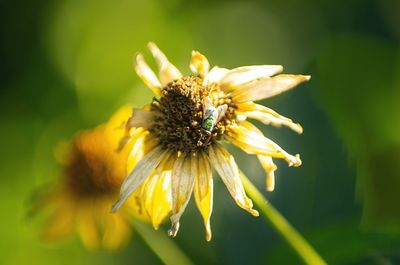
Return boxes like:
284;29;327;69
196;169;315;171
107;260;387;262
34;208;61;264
149;76;234;154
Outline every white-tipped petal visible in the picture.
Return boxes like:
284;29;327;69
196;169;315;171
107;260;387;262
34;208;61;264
227;122;302;167
257;155;277;192
236;102;303;134
147;42;182;86
168;154;195;237
190;51;210;78
219;65;283;92
193;153;213;241
203;66;229;86
111;146;167;212
134;53;162;96
209;144;258;216
232;74;311;103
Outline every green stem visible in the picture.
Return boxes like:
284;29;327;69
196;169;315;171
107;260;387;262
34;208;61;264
240;172;327;265
132;220;195;265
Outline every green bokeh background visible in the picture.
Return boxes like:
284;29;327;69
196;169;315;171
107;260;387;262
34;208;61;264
1;0;400;264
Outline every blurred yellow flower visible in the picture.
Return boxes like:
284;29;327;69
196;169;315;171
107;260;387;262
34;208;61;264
37;107;150;250
112;43;310;241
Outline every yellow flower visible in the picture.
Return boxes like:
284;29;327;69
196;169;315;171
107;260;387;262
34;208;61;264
112;43;310;241
38;107;148;250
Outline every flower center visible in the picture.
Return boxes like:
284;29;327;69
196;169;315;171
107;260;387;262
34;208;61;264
64;133;122;197
150;76;235;154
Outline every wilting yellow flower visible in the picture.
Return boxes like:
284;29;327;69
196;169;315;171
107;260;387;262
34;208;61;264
112;43;310;241
37;107;148;250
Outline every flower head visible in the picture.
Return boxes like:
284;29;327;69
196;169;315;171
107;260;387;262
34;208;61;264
112;43;310;241
37;107;148;250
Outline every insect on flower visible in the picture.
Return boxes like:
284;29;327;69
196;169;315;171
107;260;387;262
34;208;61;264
201;96;228;145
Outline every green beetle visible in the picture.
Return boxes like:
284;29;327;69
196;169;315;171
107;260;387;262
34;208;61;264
201;96;228;135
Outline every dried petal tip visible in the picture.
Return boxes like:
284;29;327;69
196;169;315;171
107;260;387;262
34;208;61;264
205;222;212;242
286;154;302;167
167;221;180;238
249;208;260;217
292;123;304;134
238;199;259;216
240;198;259;216
266;180;275;192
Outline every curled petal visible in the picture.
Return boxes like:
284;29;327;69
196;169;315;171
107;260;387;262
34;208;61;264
257;155;277;192
134;53;162;96
168;154;195;237
232;74;311;103
203;66;229;86
112;146;168;212
236;102;303;134
226;122;302;167
209;144;258;216
147;42;182;86
126;108;154;129
219;65;283;92
190;50;210;78
193;153;213;241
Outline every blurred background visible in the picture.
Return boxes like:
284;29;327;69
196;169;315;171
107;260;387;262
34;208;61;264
1;0;400;264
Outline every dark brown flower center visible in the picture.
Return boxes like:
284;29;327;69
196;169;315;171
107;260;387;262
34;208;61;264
149;76;235;154
64;133;121;197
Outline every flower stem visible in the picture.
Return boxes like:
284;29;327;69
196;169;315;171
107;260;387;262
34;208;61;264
132;220;195;265
240;172;327;265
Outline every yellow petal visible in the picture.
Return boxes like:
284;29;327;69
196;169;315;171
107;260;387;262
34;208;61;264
41;196;75;241
218;65;283;92
112;146;168;212
190;50;210;78
147;42;182;86
135;53;162;96
152;172;173;229
125;129;148;172
77;208;100;249
168;154;195;237
141;170;172;229
227;122;302;167
104;105;135;150
236;102;303;134
257;155;277;192
102;213;131;250
209;144;258;216
122;188;148;222
117;107;153;153
232;74;311;103
193;153;213;241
